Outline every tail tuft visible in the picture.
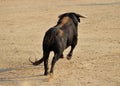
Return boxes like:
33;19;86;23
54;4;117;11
29;57;44;66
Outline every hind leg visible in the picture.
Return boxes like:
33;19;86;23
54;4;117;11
50;52;61;74
43;51;50;75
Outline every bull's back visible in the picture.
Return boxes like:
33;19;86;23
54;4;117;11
43;28;58;51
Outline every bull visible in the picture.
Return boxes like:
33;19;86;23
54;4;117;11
29;12;86;75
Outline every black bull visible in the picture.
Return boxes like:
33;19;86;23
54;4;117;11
29;12;86;75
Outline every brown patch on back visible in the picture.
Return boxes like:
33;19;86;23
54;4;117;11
58;16;70;27
58;29;63;37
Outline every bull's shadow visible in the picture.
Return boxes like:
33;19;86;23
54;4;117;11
0;65;45;82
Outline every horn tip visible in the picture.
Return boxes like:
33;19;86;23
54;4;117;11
81;16;86;18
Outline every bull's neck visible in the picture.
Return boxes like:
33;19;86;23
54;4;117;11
55;20;78;31
55;22;71;28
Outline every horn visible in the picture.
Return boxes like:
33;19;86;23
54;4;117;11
79;14;86;18
73;13;86;18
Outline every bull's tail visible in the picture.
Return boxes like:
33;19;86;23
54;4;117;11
29;57;44;66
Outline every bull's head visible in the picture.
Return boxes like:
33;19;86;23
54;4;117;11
58;12;86;25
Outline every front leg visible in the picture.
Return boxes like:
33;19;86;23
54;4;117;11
67;38;77;60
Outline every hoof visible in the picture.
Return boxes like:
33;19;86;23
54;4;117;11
44;72;49;76
49;73;53;76
67;53;72;60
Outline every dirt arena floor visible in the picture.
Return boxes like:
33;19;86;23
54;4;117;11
0;0;120;86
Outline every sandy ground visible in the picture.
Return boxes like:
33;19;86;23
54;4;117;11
0;0;120;86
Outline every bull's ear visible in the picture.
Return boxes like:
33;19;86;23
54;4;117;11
69;14;80;23
73;13;86;23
